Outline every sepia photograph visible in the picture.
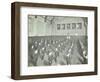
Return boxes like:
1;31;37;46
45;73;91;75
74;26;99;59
28;15;88;66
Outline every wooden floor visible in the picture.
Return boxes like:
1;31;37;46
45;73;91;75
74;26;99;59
28;36;88;66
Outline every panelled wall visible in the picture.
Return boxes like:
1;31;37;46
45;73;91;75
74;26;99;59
52;17;87;36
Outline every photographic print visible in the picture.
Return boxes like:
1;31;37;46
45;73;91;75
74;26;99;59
11;2;97;80
28;15;88;66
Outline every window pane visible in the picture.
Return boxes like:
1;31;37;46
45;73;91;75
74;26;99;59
72;23;76;29
77;23;82;29
57;24;60;30
62;24;65;30
67;24;70;29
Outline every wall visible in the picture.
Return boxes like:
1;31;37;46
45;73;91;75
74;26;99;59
52;17;86;36
28;15;53;36
29;16;86;36
28;15;47;36
0;0;100;82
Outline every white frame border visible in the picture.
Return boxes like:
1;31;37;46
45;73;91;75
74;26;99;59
20;7;95;75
